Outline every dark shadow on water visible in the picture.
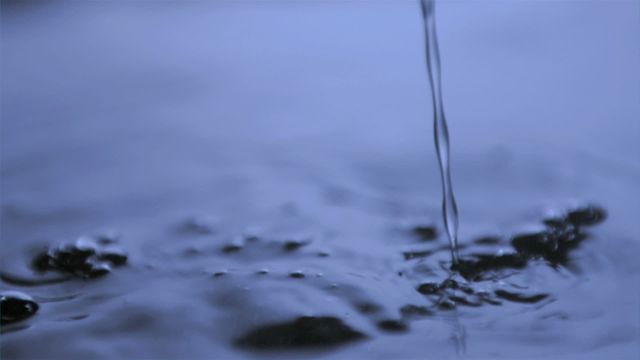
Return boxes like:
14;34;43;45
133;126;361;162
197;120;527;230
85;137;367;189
234;316;367;350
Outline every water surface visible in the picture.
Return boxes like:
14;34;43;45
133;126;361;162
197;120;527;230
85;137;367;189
1;1;639;359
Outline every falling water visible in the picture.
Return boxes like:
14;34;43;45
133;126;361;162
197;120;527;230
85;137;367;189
419;0;460;265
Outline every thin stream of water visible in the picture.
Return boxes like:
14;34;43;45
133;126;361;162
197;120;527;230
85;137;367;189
420;0;460;265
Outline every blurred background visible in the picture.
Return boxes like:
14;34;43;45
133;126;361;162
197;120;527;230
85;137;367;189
2;1;639;223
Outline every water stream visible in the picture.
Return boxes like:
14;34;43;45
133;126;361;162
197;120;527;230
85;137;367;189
420;0;460;266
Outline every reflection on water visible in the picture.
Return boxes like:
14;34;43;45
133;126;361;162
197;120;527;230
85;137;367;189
1;1;639;359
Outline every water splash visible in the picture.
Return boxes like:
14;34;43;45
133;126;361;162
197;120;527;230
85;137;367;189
419;0;460;265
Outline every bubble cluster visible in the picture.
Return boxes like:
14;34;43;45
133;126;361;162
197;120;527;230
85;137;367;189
32;237;128;279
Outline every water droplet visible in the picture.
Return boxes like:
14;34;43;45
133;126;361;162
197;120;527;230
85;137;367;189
1;291;39;325
289;271;305;279
283;239;310;252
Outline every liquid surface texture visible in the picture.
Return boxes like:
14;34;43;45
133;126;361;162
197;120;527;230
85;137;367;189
1;1;639;359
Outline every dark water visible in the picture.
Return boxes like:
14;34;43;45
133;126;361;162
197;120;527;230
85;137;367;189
1;1;640;359
420;0;460;265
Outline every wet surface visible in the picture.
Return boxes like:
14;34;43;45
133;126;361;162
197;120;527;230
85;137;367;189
1;1;640;359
